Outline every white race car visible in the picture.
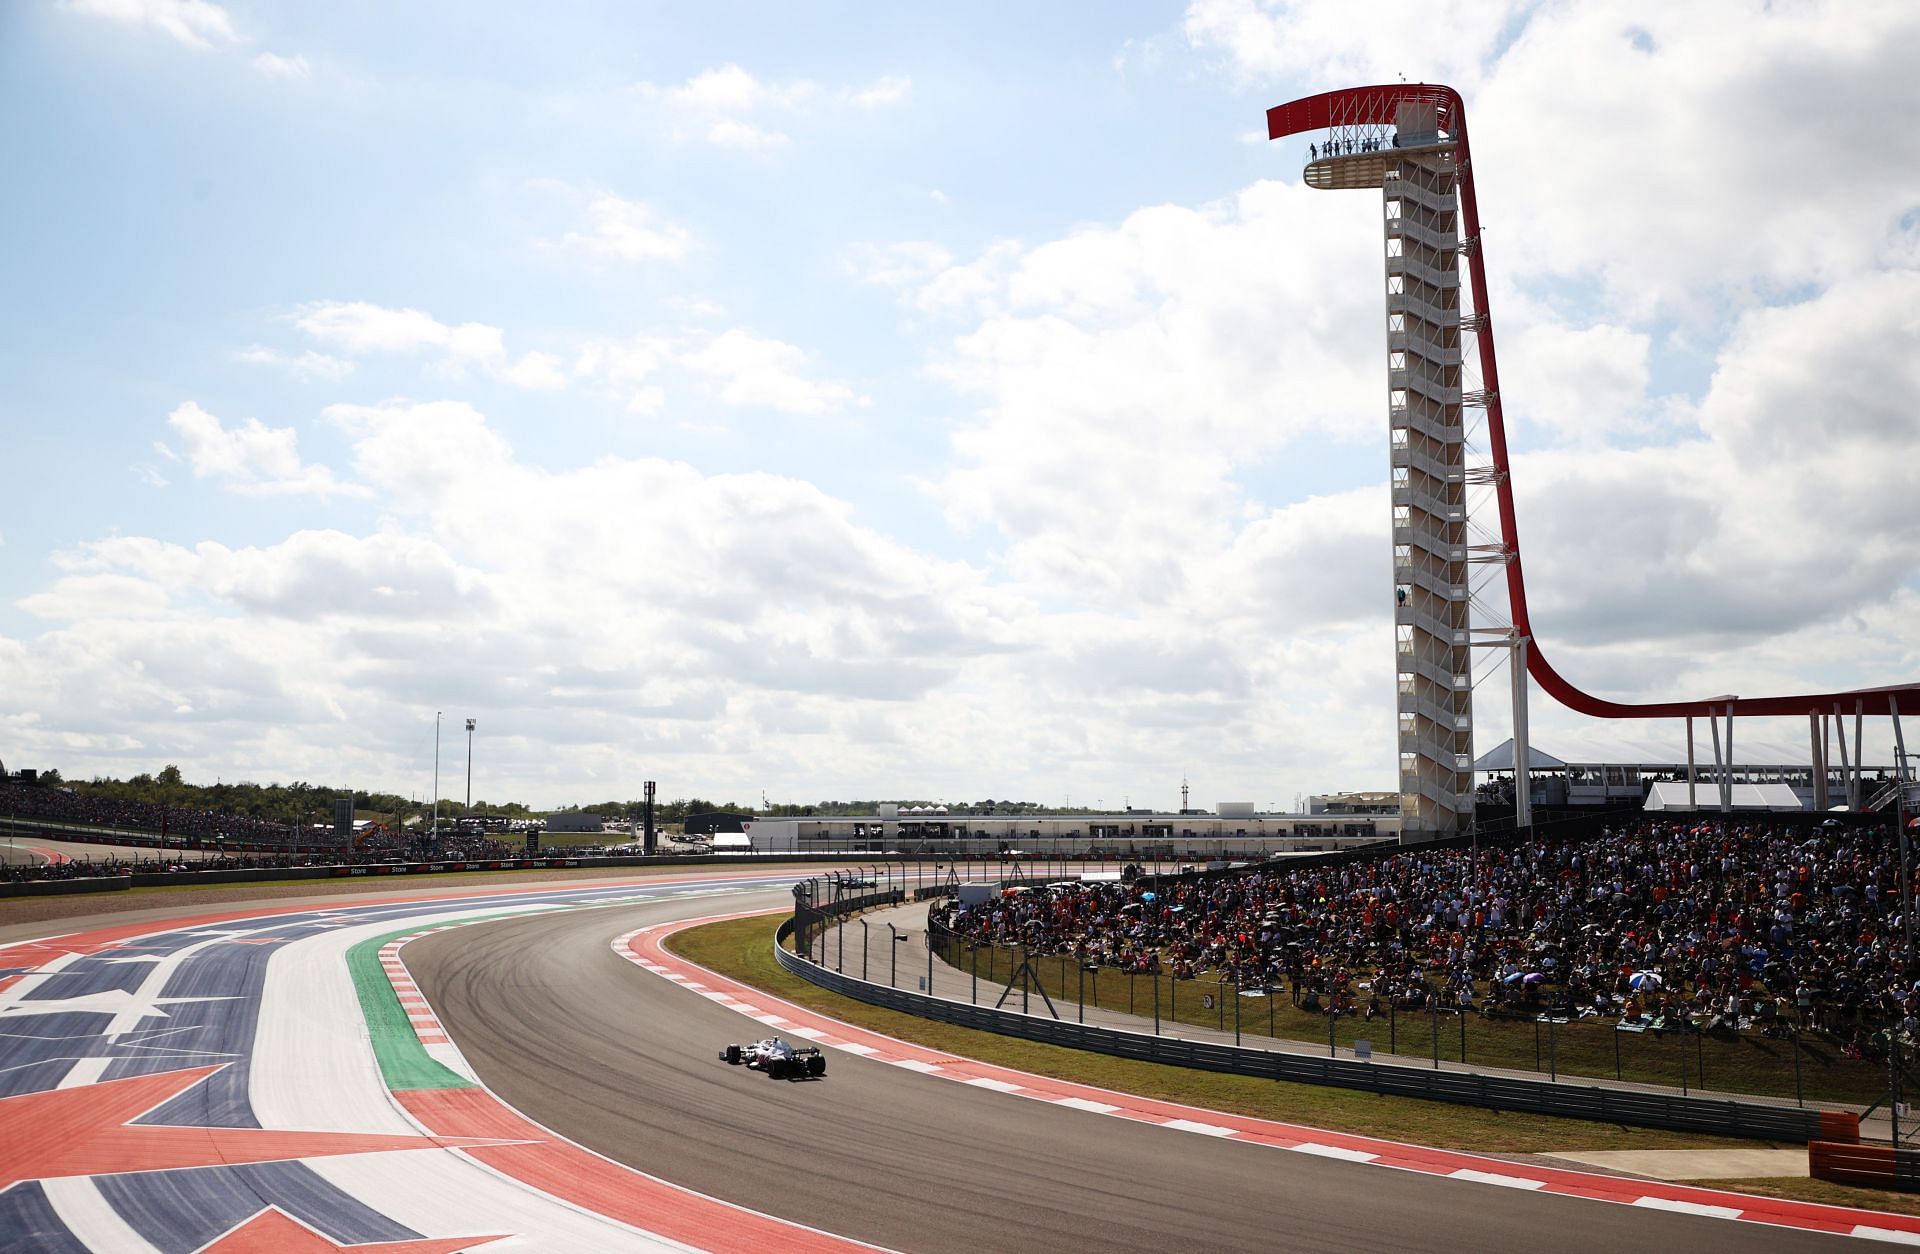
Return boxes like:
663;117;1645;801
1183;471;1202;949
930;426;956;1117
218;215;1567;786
719;1036;827;1079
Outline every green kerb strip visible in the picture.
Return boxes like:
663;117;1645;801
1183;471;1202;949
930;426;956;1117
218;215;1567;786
347;913;550;1092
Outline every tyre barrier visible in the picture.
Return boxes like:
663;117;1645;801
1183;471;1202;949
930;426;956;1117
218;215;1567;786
775;918;1856;1143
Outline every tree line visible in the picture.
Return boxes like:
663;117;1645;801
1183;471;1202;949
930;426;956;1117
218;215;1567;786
29;767;1066;827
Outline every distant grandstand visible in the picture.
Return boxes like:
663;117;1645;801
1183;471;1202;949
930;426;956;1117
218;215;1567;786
0;776;308;850
1473;738;1902;812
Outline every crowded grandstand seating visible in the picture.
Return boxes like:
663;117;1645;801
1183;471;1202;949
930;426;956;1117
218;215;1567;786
1;834;535;882
940;818;1918;1050
0;780;295;845
0;780;529;881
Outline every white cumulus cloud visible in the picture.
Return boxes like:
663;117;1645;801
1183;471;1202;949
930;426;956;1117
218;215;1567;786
162;401;361;497
63;0;238;49
552;194;695;263
280;301;563;390
251;51;310;81
681;329;866;414
635;63;910;150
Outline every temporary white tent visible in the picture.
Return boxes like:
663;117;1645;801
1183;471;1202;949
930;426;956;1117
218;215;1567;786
1643;780;1804;812
1472;740;1568;772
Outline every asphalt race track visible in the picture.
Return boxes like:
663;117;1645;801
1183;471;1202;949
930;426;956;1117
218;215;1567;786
0;871;1900;1251
408;893;1851;1254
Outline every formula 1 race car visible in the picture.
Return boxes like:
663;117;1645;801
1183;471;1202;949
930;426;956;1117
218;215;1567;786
718;1037;827;1079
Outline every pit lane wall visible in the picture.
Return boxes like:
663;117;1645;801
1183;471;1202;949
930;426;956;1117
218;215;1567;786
773;917;1854;1144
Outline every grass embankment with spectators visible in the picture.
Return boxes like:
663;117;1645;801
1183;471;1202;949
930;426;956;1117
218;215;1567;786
667;912;1920;1215
937;939;1880;1106
672;912;1738;1152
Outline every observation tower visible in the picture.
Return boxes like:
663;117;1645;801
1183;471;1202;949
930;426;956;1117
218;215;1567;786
1302;97;1476;836
1269;84;1920;839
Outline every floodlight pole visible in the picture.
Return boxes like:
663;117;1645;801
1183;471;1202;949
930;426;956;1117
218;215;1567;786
431;711;442;844
465;718;476;816
1511;636;1532;832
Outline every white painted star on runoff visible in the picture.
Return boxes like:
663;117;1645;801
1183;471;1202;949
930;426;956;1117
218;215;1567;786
0;990;239;1021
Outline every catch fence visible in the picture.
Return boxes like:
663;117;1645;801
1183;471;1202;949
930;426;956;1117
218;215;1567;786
923;912;1899;1109
775;898;1862;1142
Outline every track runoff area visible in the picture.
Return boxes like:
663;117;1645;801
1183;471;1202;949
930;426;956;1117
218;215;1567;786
0;872;1911;1252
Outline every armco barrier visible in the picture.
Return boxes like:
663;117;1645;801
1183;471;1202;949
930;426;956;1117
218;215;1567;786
1811;1141;1920;1191
773;919;1836;1143
0;876;134;899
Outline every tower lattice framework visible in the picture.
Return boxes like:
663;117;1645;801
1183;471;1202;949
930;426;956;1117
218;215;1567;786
1305;101;1475;836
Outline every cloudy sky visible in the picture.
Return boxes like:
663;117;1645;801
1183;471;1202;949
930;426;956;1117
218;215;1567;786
3;1;1918;811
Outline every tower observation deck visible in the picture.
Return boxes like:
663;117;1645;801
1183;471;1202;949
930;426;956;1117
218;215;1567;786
1269;84;1920;833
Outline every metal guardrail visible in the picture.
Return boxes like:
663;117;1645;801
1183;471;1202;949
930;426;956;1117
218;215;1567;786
774;917;1835;1143
1811;1140;1920;1191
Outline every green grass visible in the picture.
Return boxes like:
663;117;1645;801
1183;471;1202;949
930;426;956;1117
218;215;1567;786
934;937;1886;1106
666;912;1766;1155
1679;1177;1920;1218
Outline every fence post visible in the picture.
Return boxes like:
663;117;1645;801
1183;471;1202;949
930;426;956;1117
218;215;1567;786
1432;999;1440;1070
1534;1019;1542;1073
1792;1030;1803;1106
1235;980;1241;1048
1218;980;1226;1031
1154;968;1161;1035
862;919;869;982
1390;1000;1396;1055
1549;1017;1557;1082
1459;1007;1466;1063
1696;1031;1705;1093
1078;963;1085;1025
927;937;933;997
1329;1007;1336;1058
971;945;977;1004
1614;1024;1621;1081
1680;1030;1687;1096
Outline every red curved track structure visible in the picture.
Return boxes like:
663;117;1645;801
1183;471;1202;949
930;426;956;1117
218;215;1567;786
1268;84;1920;725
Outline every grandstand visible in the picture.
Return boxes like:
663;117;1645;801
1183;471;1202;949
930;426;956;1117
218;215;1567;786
0;776;311;851
940;812;1920;1056
740;807;1392;857
1474;738;1903;812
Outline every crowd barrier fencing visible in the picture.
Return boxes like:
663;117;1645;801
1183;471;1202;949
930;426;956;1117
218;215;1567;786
774;905;1856;1144
923;916;1900;1110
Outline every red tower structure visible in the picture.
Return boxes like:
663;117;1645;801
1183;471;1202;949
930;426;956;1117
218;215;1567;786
1267;84;1920;831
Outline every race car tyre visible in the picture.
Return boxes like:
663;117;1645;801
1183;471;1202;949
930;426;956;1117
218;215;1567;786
807;1054;827;1077
723;1044;741;1065
767;1058;787;1080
